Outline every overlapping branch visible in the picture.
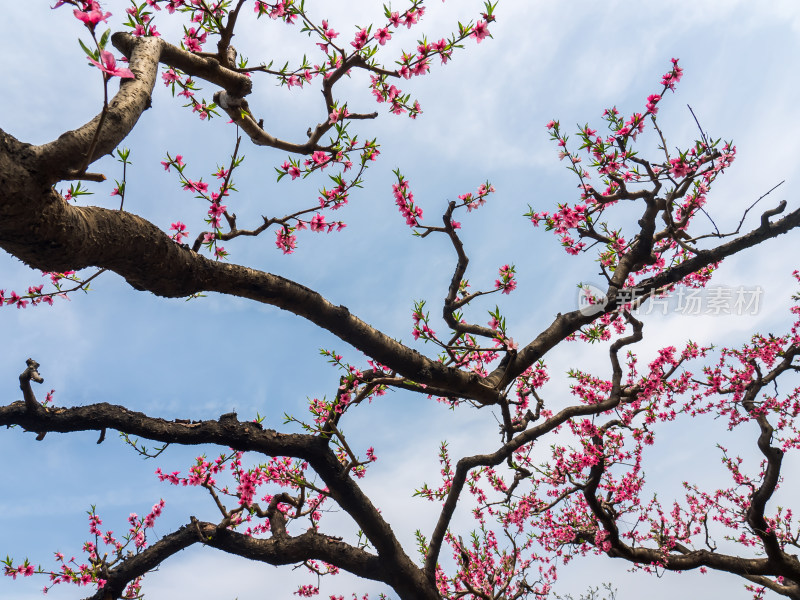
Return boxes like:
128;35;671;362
0;373;438;600
496;200;800;389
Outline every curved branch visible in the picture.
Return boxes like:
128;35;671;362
741;347;800;562
83;522;196;600
31;32;252;181
34;36;163;178
113;32;252;97
81;518;389;600
498;203;800;387
0;394;436;599
0;136;497;404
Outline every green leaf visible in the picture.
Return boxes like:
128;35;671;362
99;28;111;51
78;38;98;60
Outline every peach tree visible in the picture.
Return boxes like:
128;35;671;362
1;2;800;600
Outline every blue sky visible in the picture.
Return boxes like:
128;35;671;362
2;1;800;598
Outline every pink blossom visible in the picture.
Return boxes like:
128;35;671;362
470;20;490;43
87;51;135;79
669;158;692;178
73;2;110;28
9;291;28;309
311;151;329;167
166;0;185;13
310;213;326;232
321;20;338;39
183;27;207;53
295;584;319;597
351;28;369;50
375;27;391;45
169;221;188;243
495;264;517;294
646;93;661;113
162;69;180;85
661;58;684;90
275;228;297;254
328;107;350;123
403;9;419;28
208;203;226;219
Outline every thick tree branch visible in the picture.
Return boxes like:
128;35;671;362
34;36;162;178
740;348;800;563
84;523;196;600
0;394;437;599
82;518;391;600
29;33;253;182
113;32;252;97
0;133;498;404
497;203;800;387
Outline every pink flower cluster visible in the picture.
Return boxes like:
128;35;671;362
412;302;436;341
61;1;110;30
370;75;421;117
1;272;78;309
392;173;423;227
661;57;684;90
161;67;216;119
169;221;188;244
254;1;297;23
458;182;495;212
162;152;239;258
276;226;297;254
7;499;168;595
494;264;517;294
530;57;738;289
159;451;328;534
125;3;161;37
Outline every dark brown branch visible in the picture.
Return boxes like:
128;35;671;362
497;202;800;387
0;393;436;599
741;347;800;562
83;522;197;600
19;358;43;411
82;518;393;600
216;0;247;67
0;134;498;403
440;201;499;341
608;312;644;400
113;32;252;97
61;171;107;182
